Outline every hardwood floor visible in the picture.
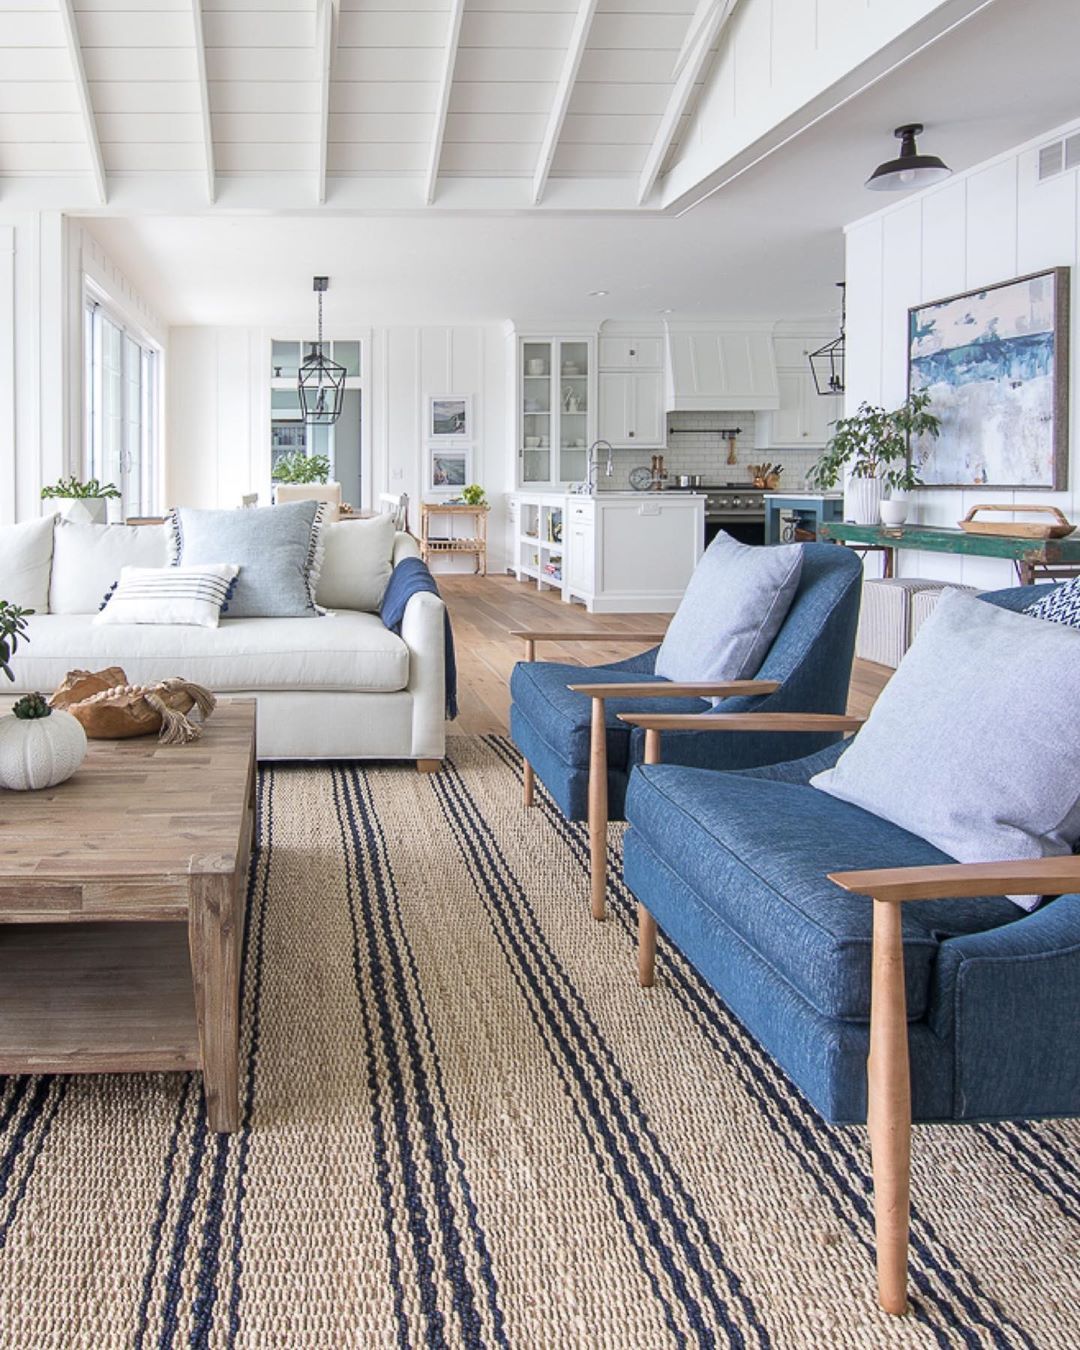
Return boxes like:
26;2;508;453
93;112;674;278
440;574;890;736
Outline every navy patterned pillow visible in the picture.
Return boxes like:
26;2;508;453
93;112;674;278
1024;577;1080;628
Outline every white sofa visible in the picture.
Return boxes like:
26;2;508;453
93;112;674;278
0;514;447;764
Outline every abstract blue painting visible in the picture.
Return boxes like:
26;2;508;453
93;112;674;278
908;267;1069;488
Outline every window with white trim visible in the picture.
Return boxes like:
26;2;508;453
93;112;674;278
84;296;160;519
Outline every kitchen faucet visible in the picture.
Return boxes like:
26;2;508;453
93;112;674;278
585;439;614;492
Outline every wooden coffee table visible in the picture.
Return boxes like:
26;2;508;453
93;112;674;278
0;699;256;1133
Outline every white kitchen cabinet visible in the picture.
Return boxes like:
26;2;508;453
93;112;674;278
755;332;842;450
598;336;663;370
598;370;665;448
563;493;703;613
518;335;596;487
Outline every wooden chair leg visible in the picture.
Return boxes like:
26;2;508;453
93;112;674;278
589;696;608;921
416;759;442;773
867;897;912;1316
638;904;657;987
523;759;535;806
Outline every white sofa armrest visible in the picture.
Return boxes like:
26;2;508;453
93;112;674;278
393;531;420;566
401;589;446;759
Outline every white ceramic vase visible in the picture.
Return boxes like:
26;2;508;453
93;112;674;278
52;497;109;525
846;475;884;526
879;496;909;526
0;708;87;791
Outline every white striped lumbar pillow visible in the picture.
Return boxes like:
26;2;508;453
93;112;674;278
94;564;240;628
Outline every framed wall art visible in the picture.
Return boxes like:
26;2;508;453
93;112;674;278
907;266;1070;489
428;446;471;493
428;395;471;441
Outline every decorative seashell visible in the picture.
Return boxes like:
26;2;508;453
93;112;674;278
0;709;87;791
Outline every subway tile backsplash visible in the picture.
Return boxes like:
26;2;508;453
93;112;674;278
597;411;821;490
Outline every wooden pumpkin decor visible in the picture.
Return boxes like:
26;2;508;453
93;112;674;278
51;667;217;744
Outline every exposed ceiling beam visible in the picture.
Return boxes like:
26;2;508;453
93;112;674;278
191;0;215;204
424;0;466;205
57;0;106;205
317;0;338;205
531;0;599;206
637;0;736;206
671;0;721;81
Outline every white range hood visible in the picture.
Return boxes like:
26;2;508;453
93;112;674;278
664;320;780;412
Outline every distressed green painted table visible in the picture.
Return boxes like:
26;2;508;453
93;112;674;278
817;520;1080;586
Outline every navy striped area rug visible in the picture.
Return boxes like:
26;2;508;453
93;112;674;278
1;737;1077;1347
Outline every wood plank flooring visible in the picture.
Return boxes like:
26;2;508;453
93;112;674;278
439;574;890;736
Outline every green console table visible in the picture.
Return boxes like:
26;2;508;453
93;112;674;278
817;520;1080;586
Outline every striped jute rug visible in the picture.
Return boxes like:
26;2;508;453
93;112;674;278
1;737;1078;1349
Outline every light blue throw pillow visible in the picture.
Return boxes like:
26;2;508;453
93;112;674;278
812;588;1080;910
170;500;324;618
655;531;803;687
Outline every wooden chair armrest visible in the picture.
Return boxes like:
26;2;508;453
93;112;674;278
568;680;781;699
511;629;668;644
828;858;1080;903
618;712;864;733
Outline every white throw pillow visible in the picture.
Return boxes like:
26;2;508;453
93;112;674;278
316;515;396;612
812;588;1080;910
94;564;240;629
655;532;803;688
50;519;170;614
0;516;54;611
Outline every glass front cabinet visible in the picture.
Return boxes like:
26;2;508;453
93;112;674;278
518;335;596;487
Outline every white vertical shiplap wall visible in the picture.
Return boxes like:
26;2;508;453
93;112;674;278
165;322;510;573
844;116;1080;589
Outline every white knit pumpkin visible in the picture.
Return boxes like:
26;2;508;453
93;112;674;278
0;708;87;791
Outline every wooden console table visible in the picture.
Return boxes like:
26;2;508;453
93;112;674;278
0;699;256;1133
420;501;489;575
818;520;1080;586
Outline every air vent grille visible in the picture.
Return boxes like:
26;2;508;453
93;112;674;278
1038;131;1080;182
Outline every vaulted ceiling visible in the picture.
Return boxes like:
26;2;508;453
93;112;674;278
0;0;725;210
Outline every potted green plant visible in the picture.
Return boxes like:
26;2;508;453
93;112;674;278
459;484;486;507
272;451;331;485
0;601;87;791
807;391;940;526
41;476;121;525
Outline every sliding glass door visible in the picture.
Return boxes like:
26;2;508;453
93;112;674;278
85;299;159;518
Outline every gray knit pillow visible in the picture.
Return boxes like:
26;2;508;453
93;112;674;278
169;501;325;618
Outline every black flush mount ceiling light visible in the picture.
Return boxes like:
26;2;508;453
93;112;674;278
298;276;346;425
866;123;952;192
808;282;846;396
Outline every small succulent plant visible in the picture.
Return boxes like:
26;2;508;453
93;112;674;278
13;692;50;720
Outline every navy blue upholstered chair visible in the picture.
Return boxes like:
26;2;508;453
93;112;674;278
618;581;1080;1315
509;543;863;918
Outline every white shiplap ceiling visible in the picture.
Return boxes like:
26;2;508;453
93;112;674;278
0;0;724;209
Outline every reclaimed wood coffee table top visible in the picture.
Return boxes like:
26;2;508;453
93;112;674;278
0;698;256;887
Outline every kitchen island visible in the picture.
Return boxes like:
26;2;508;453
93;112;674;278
509;489;705;612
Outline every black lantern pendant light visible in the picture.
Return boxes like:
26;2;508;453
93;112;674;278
298;276;346;425
866;123;951;192
808;282;846;396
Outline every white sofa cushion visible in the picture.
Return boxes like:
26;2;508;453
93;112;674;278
95;564;240;628
14;610;410;694
316;515;396;612
50;519;170;614
0;516;54;611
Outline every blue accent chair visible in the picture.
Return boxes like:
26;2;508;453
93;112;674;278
509;543;863;918
619;581;1080;1314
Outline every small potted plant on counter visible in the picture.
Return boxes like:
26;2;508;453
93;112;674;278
41;476;121;525
807;391;939;526
0;600;87;791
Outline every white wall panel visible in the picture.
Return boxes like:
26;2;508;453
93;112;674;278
965;158;1018;290
919;179;967;301
880;202;922;409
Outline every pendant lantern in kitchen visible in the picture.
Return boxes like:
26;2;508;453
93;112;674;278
298;276;346;425
808;282;846;396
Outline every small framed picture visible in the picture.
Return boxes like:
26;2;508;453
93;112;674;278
428;395;471;440
429;446;471;493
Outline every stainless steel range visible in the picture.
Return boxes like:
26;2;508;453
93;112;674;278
665;482;766;545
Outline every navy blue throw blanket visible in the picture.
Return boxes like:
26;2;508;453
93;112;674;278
380;556;458;719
